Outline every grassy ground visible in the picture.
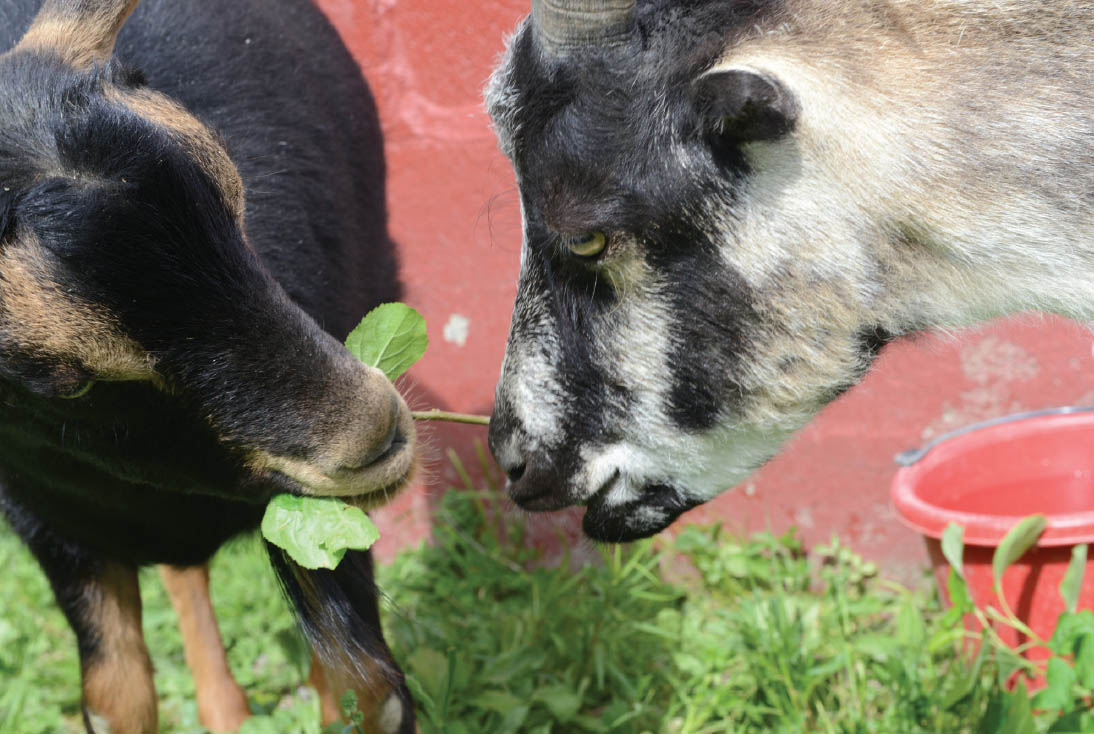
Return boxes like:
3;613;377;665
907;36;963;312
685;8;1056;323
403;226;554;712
1;478;1090;733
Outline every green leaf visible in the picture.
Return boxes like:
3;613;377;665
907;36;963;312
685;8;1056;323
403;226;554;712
1049;610;1094;655
1075;633;1094;690
339;691;359;721
947;566;973;612
1031;657;1076;712
260;494;379;570
1048;709;1094;733
942;522;966;579
345;302;428;380
1060;544;1088;614
940;637;988;710
469;689;525;715
238;717;282;734
896;601;926;648
407;647;450;710
985;686;1036;734
497;705;531;734
928;625;967;654
532;685;583;723
1045;713;1094;734
992;515;1046;591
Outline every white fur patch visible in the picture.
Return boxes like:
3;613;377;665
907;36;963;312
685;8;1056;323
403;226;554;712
489;1;1094;520
379;693;403;734
85;711;112;734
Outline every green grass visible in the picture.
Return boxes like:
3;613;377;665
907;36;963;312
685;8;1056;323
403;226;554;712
0;528;319;734
2;476;1092;733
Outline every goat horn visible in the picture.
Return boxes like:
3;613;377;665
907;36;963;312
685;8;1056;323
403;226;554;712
531;0;637;53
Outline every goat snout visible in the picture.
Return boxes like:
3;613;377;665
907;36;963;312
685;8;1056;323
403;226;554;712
505;454;573;512
248;361;417;503
342;392;402;470
488;421;573;511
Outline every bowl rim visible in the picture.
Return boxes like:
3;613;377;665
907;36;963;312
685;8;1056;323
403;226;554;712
891;406;1094;546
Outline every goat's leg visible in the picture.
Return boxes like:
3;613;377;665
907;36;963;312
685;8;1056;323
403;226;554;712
307;637;393;728
159;564;250;732
268;545;415;734
312;653;412;733
27;537;157;734
307;650;342;725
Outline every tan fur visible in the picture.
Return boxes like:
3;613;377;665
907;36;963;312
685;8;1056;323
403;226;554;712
16;0;140;68
319;653;404;734
285;572;405;733
0;233;157;382
81;563;157;734
719;0;1094;322
245;374;418;500
691;0;1094;430
308;653;343;726
107;86;246;219
487;1;1094;512
159;565;250;733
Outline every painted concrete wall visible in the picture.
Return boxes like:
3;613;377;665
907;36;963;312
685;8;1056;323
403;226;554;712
314;0;1094;580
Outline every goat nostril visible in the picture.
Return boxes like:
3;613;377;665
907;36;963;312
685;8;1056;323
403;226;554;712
348;420;401;470
506;462;526;483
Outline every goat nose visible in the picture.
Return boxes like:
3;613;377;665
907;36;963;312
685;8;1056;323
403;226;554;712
505;454;572;512
356;421;402;468
488;403;570;509
345;392;402;469
504;461;526;483
487;410;523;475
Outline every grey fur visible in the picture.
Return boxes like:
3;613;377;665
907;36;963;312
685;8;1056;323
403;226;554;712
487;0;1094;540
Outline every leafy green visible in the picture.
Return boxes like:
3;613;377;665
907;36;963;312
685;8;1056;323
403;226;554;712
5;497;1094;734
345;303;428;380
259;301;430;570
1059;544;1087;614
1033;658;1077;712
942;522;966;578
992;514;1046;590
260;495;379;570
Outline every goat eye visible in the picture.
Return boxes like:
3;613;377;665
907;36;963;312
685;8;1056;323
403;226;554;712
566;232;606;258
59;379;96;399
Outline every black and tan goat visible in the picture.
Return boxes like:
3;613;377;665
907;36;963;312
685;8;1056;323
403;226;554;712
486;0;1094;541
0;1;416;732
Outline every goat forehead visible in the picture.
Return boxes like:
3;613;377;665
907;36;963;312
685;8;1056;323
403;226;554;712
0;56;241;220
107;86;244;219
488;0;785;152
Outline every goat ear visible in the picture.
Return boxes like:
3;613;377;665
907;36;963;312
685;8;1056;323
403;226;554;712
692;69;798;143
15;0;141;68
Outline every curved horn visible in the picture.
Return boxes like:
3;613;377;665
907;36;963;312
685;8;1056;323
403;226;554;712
531;0;637;53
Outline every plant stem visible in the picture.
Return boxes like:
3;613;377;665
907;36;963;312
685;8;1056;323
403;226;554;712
411;410;490;425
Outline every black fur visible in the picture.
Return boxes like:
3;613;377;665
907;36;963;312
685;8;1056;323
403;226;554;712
0;0;411;727
498;0;778;435
582;482;701;542
270;545;415;733
691;69;798;143
490;0;787;539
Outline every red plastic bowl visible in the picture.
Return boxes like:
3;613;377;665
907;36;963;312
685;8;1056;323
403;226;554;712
891;407;1094;657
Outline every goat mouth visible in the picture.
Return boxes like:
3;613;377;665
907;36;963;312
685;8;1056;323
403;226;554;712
581;481;701;543
342;463;416;511
252;428;417;507
581;469;622;508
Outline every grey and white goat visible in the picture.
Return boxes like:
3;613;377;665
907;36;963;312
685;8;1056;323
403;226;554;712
486;0;1094;541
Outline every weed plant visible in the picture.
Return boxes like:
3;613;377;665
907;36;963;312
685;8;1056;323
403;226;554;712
1;456;1092;732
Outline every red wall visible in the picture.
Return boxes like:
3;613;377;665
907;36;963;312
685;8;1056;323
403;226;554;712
315;0;1094;580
